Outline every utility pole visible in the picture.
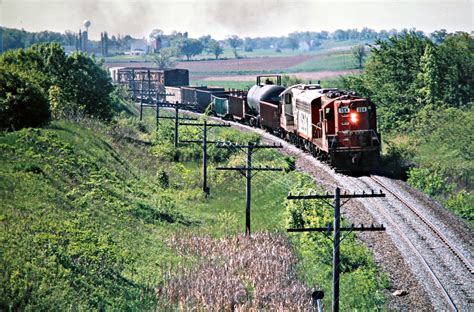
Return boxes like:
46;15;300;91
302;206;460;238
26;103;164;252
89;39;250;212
139;79;144;120
287;187;386;312
153;102;196;148
216;141;283;236
180;119;230;196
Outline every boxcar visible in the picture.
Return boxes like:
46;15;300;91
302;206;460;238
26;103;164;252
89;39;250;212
161;69;189;87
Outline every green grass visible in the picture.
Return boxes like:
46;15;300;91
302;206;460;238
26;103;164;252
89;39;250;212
289;51;360;72
190;80;254;90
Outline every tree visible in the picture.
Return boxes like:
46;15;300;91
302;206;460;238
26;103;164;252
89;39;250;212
352;44;367;69
286;36;299;51
199;35;213;53
151;47;176;69
227;35;243;58
343;32;431;132
209;40;224;60
415;43;439;106
430;29;448;44
177;38;203;61
435;33;474;107
149;29;164;40
0;43;115;121
0;64;50;130
244;37;255;52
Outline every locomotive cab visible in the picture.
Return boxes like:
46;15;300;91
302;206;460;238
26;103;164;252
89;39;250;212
320;93;381;172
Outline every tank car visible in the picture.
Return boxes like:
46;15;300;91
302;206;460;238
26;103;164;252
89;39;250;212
246;75;285;128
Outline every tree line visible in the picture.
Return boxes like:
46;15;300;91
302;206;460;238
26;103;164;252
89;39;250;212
343;31;473;222
2;26;453;58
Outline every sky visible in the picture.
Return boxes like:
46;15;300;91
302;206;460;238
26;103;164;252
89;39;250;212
1;0;473;40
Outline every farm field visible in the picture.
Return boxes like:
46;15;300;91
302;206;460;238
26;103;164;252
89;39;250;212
104;47;362;79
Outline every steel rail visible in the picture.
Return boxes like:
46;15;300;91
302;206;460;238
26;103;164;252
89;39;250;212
364;187;459;312
371;176;474;275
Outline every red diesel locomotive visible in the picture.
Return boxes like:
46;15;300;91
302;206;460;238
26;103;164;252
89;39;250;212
279;83;381;172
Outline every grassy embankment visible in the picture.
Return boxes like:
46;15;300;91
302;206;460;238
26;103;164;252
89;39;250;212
1;97;388;309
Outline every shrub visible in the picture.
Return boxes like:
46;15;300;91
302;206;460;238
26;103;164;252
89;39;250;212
0;65;50;130
407;166;454;196
445;190;473;223
0;43;115;122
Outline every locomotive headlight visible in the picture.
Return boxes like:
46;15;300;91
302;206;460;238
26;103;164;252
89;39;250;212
350;112;358;124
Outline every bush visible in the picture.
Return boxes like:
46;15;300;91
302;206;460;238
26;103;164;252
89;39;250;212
407;166;454;197
0;43;115;122
0;65;50;130
446;190;473;223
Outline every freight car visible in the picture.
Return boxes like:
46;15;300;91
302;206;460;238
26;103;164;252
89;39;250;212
210;90;248;120
247;75;285;128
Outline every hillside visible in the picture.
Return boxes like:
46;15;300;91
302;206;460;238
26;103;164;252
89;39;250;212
1;109;388;309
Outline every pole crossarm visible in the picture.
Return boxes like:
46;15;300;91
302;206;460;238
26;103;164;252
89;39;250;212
286;187;387;312
287;225;386;232
180;140;220;144
287;192;385;200
216;142;283;149
216;167;283;171
179;120;231;196
180;122;231;128
157;116;197;121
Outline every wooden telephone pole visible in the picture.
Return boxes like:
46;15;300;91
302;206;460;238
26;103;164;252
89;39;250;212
216;141;283;236
180;119;230;196
287;187;386;312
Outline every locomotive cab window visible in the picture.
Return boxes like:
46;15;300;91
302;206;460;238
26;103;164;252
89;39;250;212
356;106;368;113
325;107;334;120
338;106;350;114
284;93;292;104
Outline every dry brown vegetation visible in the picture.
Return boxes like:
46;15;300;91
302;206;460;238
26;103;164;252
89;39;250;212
157;233;313;310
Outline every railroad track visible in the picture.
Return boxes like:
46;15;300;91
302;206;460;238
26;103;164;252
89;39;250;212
370;175;474;275
367;175;473;311
159;106;473;310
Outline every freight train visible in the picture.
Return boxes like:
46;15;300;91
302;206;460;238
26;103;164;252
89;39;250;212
110;68;381;172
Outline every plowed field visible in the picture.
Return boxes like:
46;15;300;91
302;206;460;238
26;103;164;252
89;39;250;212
175;55;314;72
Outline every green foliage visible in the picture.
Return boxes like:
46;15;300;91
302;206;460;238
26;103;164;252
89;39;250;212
0;64;50;130
407;166;454;196
435;33;474;107
0;121;201;310
227;35;243;58
209;40;224;60
281;75;304;87
344;32;473;133
151;47;177;69
175;38;204;61
0;43;115;122
351;44;367;69
285;176;387;310
446;191;473;223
